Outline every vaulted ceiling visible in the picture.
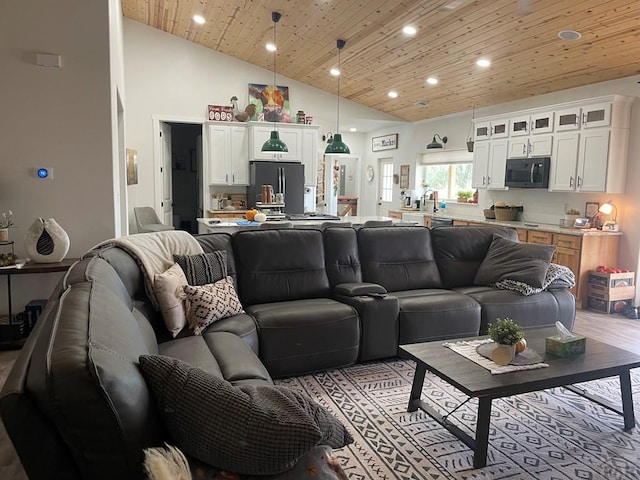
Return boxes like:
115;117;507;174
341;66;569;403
122;0;640;122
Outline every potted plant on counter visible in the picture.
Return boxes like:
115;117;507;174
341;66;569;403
564;207;581;227
488;318;525;365
456;190;473;203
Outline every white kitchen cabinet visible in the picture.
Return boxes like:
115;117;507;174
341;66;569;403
549;133;580;191
581;102;611;129
530;111;554;134
577;129;610;191
472;139;508;189
471;140;490;188
207;123;249;185
473;121;491;141
549;130;611;193
491;119;509;138
508;135;553;159
249;124;301;160
487;139;508;189
555;107;582;131
510;115;530;137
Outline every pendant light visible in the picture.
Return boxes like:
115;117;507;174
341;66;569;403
325;39;350;155
261;12;288;153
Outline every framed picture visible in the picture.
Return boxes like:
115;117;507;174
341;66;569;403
248;83;291;122
400;164;410;189
372;134;398;152
126;148;138;186
585;202;599;218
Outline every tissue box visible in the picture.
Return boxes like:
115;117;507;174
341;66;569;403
545;335;586;357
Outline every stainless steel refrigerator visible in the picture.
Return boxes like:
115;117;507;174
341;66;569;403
247;161;305;214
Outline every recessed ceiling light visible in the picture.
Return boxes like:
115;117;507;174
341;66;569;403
193;14;206;25
388;91;398;98
266;43;277;52
476;58;491;68
426;77;438;85
558;30;582;41
350;127;357;132
402;26;417;36
330;67;340;76
413;101;429;107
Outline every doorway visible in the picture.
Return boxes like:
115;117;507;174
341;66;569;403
337;156;360;216
154;118;204;234
167;123;202;233
376;158;394;216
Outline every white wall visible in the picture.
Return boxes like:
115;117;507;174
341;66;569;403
122;19;402;219
1;0;122;314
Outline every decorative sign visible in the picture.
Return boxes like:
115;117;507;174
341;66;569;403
372;134;398;152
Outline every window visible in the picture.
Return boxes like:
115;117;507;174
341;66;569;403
420;150;474;200
421;163;473;200
380;161;394;202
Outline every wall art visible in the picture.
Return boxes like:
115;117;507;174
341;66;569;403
126;148;138;185
248;83;291;122
372;134;398;152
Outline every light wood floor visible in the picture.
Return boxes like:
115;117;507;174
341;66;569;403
0;309;639;479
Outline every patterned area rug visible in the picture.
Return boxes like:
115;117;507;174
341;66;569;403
276;359;640;480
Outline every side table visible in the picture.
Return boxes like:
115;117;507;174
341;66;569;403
0;258;78;349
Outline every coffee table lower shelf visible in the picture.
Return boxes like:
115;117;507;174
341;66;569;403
402;331;639;469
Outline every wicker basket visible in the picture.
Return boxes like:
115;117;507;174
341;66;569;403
494;207;518;221
483;209;495;219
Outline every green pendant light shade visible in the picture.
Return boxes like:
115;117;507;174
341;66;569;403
325;133;350;154
325;39;350;155
261;12;289;153
261;130;289;152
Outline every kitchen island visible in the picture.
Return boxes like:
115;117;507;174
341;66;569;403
196;216;416;234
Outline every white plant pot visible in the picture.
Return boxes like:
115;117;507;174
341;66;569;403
491;343;516;365
24;218;70;263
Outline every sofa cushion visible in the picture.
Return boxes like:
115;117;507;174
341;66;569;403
233;230;331;305
183;277;245;335
358;227;442;292
154;263;188;337
393;289;481;343
138;355;353;475
247;298;360;377
474;234;556;288
173;251;227;286
430;226;519;288
323;227;362;286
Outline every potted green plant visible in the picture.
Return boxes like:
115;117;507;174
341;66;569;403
0;210;13;242
487;318;524;365
564;206;581;227
457;190;473;203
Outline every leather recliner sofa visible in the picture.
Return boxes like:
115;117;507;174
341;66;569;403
1;225;575;479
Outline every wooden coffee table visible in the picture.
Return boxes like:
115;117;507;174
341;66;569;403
400;327;640;468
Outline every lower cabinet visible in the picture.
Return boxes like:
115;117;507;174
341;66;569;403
527;230;620;309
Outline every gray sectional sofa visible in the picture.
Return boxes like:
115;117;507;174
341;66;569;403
1;225;575;479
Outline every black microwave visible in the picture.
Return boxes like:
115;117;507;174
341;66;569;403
505;157;550;188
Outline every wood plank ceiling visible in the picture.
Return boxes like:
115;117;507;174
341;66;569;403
121;0;640;122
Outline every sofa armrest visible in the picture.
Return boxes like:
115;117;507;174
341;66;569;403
333;292;399;362
333;282;387;297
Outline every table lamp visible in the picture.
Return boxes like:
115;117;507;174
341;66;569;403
598;201;618;231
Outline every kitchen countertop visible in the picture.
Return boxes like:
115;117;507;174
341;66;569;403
400;211;622;237
197;216;417;233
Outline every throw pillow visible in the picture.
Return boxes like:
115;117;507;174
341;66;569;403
138;355;354;476
474;234;556;288
183;277;245;335
153;263;188;337
173;251;227;286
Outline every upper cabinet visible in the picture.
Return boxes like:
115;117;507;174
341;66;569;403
206;123;248;186
249;123;319;183
474;119;508;140
474;95;632;194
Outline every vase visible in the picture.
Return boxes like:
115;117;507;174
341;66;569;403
0;228;8;242
24;218;70;263
491;343;516;365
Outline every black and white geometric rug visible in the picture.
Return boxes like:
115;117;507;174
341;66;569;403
276;359;640;480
